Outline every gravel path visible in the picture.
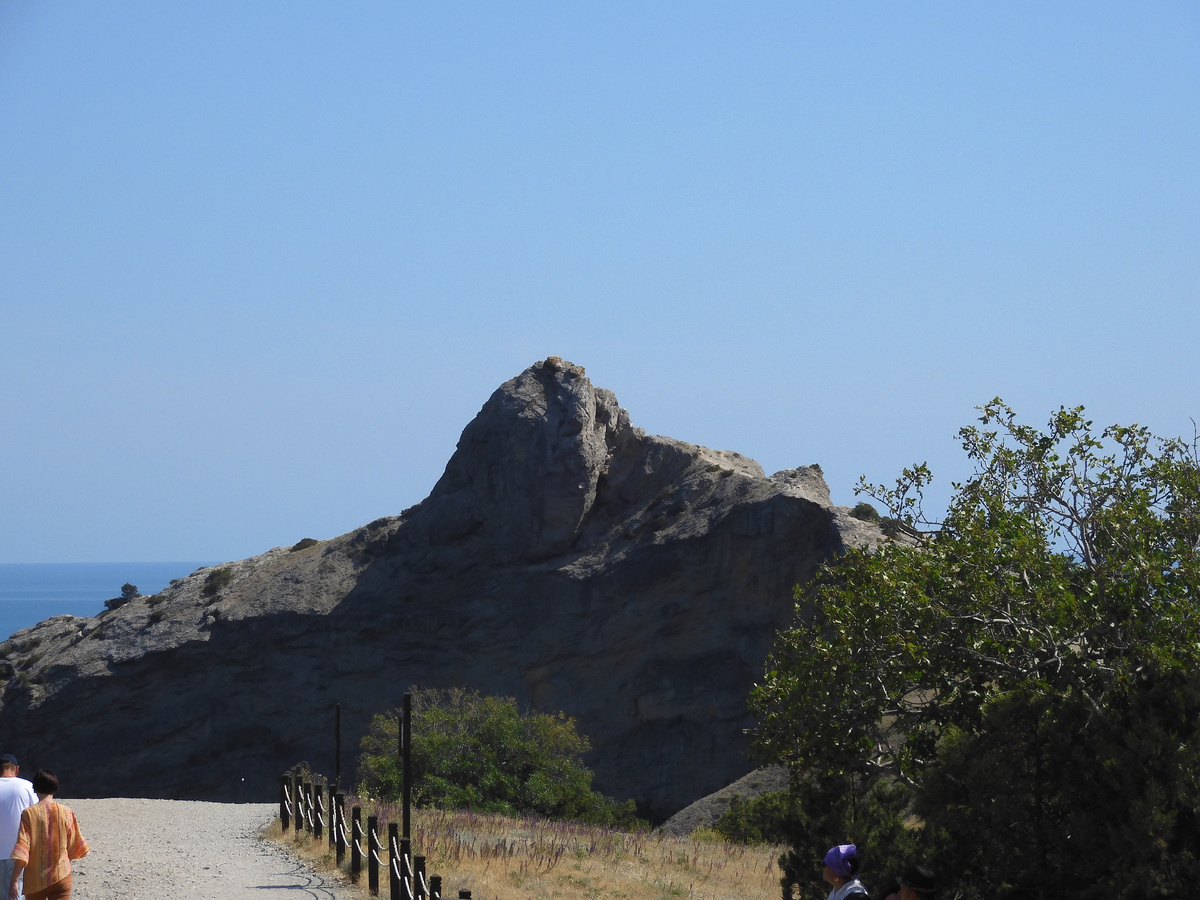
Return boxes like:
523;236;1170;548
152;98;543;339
60;798;358;900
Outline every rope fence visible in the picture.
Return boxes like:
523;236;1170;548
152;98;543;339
281;767;467;898
278;694;472;899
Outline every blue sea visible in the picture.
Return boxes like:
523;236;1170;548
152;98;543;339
0;562;217;641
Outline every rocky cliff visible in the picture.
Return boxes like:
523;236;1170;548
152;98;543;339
0;358;883;819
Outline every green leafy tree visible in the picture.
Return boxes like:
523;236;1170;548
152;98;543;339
750;401;1200;899
714;779;916;899
104;582;139;611
358;687;638;826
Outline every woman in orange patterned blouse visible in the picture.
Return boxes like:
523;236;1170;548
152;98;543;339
7;770;88;900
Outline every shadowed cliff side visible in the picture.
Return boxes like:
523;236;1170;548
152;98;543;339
0;357;883;820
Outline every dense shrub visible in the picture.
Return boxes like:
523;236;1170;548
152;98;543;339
358;687;639;827
715;780;916;898
202;567;234;596
849;501;881;523
713;791;793;844
103;582;140;611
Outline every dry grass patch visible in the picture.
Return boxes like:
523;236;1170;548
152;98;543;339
266;807;785;900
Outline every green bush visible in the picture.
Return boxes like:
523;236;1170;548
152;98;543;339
714;791;793;844
849;502;880;523
358;687;639;827
291;538;320;552
202;567;234;596
714;780;916;898
103;582;140;611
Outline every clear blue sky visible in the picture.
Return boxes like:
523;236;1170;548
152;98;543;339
2;3;1197;563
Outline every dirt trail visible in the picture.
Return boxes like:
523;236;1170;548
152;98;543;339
60;798;356;900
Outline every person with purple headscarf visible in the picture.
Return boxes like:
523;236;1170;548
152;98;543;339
821;843;868;899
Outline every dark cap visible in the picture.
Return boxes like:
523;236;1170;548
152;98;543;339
899;865;935;895
0;755;17;767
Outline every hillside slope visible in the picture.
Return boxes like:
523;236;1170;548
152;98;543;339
0;357;882;819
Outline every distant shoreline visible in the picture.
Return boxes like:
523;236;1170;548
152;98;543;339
0;561;217;640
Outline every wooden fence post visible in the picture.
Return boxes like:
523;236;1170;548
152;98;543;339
414;855;426;900
305;780;314;832
313;783;324;841
279;776;290;831
389;824;400;900
327;787;336;848
298;779;306;833
368;815;380;896
335;794;346;867
291;773;301;836
351;806;362;883
400;838;412;900
429;875;441;900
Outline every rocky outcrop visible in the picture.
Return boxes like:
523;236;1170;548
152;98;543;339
0;358;883;819
660;766;791;836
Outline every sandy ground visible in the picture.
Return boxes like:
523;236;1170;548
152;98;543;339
57;798;357;900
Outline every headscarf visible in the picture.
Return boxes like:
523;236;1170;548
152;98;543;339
824;844;858;878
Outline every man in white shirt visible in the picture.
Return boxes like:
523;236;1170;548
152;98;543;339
0;754;38;896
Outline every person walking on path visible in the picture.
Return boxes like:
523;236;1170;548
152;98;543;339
8;770;89;900
0;755;38;896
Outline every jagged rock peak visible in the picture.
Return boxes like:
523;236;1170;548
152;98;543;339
0;357;889;816
414;357;636;560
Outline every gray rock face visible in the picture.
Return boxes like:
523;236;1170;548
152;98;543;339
0;358;883;820
660;766;791;836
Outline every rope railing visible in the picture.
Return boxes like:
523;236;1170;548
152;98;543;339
402;851;415;900
280;766;460;898
277;696;467;898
